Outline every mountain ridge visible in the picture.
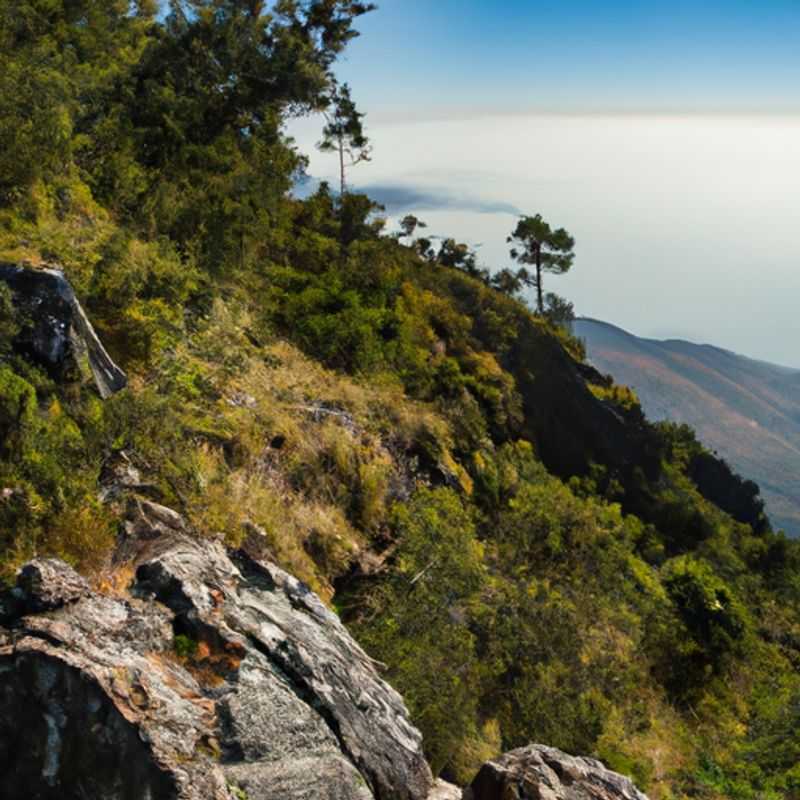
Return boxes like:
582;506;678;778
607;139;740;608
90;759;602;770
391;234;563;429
575;316;800;535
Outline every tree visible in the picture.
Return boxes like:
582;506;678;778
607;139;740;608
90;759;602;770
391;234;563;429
542;292;575;330
398;214;426;240
0;0;155;204
507;214;575;314
432;238;490;282
437;238;474;269
318;81;371;195
491;268;523;297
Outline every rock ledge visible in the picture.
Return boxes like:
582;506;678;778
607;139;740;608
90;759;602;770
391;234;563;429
0;518;432;800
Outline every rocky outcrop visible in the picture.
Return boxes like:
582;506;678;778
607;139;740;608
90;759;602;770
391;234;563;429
466;745;649;800
428;780;462;800
0;263;126;398
0;510;432;800
0;498;652;800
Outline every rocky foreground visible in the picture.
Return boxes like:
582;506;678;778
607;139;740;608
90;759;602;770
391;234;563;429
0;498;430;800
0;498;649;800
0;264;653;800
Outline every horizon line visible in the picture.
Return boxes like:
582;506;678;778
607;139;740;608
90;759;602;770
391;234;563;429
362;106;800;125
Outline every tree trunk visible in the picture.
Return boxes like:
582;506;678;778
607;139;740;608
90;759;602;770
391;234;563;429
536;243;543;314
338;136;346;195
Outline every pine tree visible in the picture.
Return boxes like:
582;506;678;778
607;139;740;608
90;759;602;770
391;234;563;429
318;82;371;195
507;214;575;314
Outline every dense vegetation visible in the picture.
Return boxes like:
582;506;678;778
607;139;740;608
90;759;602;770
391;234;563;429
2;4;800;799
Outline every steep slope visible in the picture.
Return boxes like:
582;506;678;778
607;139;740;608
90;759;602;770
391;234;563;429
4;6;800;797
0;509;651;800
4;261;794;799
575;317;800;535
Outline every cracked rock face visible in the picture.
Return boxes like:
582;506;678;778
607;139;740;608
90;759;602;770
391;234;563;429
466;745;649;800
0;263;126;398
0;517;432;800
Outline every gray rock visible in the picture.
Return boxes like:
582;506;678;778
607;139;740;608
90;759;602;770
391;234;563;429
428;779;462;800
0;263;126;397
98;450;158;502
0;511;432;800
466;745;649;800
17;559;91;613
0;559;91;625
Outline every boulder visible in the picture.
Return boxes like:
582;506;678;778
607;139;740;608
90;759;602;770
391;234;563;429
466;745;649;800
428;779;462;800
0;263;126;398
0;514;432;800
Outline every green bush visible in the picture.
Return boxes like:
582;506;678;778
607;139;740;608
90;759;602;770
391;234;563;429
664;557;747;666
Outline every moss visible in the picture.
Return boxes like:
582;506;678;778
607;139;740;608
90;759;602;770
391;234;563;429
173;634;199;660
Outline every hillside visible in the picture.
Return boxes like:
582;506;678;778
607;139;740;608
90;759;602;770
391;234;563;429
2;4;800;800
575;318;800;535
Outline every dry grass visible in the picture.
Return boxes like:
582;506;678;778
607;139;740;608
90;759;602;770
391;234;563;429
168;311;462;602
91;564;137;598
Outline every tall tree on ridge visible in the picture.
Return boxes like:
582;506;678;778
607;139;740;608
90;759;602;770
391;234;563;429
507;214;575;314
318;81;371;195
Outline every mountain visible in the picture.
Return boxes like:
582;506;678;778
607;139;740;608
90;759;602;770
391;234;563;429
574;318;800;535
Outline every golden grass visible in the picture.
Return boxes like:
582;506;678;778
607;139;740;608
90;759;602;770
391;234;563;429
162;308;464;603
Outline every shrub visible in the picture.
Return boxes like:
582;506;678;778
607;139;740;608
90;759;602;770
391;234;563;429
663;556;747;667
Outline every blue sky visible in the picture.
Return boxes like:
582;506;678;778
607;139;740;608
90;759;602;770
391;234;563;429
337;1;800;116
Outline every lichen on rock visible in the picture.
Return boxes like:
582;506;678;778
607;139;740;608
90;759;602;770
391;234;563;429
0;506;432;800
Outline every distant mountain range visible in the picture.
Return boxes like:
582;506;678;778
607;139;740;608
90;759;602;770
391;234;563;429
574;318;800;536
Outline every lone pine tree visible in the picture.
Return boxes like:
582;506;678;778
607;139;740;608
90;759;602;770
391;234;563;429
507;214;575;314
318;81;371;195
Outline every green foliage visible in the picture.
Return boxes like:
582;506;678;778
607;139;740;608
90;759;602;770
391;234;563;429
353;488;486;775
88;234;200;366
0;365;115;579
0;364;35;446
352;433;800;797
588;380;640;412
174;634;199;660
0;285;18;355
542;291;575;329
663;557;747;669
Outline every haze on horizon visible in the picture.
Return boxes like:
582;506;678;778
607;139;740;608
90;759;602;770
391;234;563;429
290;0;800;368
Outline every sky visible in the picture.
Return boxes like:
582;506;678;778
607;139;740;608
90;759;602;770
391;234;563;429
290;1;800;366
335;0;800;117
